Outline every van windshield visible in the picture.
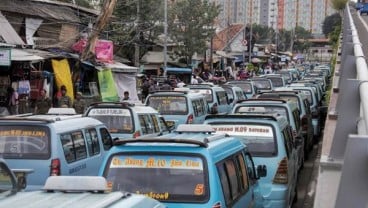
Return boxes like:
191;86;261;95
0;125;50;159
86;108;134;133
235;106;290;123
211;124;277;157
267;77;283;87
189;89;213;103
147;96;188;115
229;82;253;93
251;80;272;90
104;154;208;202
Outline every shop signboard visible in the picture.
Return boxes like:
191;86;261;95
0;49;11;66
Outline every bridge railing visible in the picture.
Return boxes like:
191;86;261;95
314;4;368;208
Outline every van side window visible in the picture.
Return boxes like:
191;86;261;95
282;126;294;158
217;152;250;206
100;128;113;150
139;115;154;134
60;131;87;163
192;100;204;117
236;154;249;192
244;153;256;183
217;91;228;105
85;128;100;156
293;109;301;130
150;115;160;133
304;100;311;114
192;100;199;116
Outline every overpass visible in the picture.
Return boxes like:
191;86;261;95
314;4;368;208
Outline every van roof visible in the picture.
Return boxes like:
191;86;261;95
236;98;299;110
205;114;289;129
0;115;104;133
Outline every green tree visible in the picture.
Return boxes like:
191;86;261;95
167;0;220;65
331;0;348;11
293;26;312;53
322;13;341;37
107;0;164;63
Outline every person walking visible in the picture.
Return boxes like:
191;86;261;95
34;89;52;114
73;92;86;114
122;91;130;101
57;85;72;107
7;87;18;115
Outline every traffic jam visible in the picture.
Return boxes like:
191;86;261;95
0;63;330;208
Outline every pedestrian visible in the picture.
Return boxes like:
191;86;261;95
149;80;160;93
7;87;18;115
57;85;72;107
34;89;52;114
141;77;150;101
191;74;198;84
177;79;185;88
73;92;86;114
160;80;172;90
122;91;130;101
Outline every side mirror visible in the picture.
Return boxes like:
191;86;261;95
256;165;267;178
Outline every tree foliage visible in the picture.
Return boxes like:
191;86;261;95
322;13;341;37
167;0;220;65
330;0;348;11
108;0;164;63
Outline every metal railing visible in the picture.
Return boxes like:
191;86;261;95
314;4;368;208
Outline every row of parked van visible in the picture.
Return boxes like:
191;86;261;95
0;63;330;207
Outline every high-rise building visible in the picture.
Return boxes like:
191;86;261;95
210;0;334;35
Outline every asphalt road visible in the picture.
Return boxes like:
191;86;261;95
292;139;321;208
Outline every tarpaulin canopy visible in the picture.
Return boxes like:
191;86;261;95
165;67;192;74
11;49;44;61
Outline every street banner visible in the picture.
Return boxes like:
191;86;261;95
0;49;11;66
52;59;74;102
98;68;119;102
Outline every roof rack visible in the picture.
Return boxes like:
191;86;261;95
150;90;188;94
114;138;209;147
175;124;215;134
89;102;135;107
205;114;279;121
43;176;108;192
114;134;230;148
0;117;56;123
236;98;287;104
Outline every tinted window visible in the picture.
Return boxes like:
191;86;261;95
252;80;272;90
60;131;87;163
87;108;134;133
0;125;50;159
212;124;277;157
217;91;228;105
235;106;289;123
100;128;113;150
150;115;160;133
147;96;188;115
267;77;284;87
229;83;253;93
85;128;100;156
189;89;213;103
139;115;155;135
104;154;207;203
218;163;231;204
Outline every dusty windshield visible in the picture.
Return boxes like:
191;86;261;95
0;126;50;159
235;106;289;122
104;154;208;202
147;96;188;115
189;89;213;103
87;108;134;133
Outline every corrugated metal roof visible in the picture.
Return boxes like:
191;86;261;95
0;0;82;22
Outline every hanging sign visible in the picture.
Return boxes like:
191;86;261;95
0;49;11;66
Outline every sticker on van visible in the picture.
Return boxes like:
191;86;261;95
87;108;133;133
212;124;276;157
147;96;188;115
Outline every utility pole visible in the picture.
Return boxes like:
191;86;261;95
248;0;253;63
81;0;117;62
163;0;168;77
134;0;140;67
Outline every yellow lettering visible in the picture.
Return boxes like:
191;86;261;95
124;157;143;167
170;159;183;167
146;158;156;168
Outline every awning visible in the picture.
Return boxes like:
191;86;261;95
215;51;236;59
165;67;192;74
11;49;44;61
95;61;138;73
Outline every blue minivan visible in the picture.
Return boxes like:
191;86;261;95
205;114;299;208
99;124;267;208
0;114;114;190
145;90;209;128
